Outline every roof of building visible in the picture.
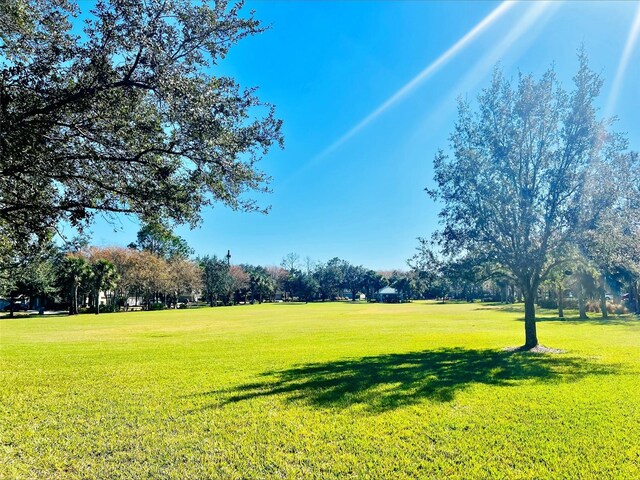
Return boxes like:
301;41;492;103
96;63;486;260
378;286;397;295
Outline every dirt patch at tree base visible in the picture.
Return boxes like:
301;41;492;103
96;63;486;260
503;345;566;354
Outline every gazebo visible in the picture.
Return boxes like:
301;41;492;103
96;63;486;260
377;286;404;303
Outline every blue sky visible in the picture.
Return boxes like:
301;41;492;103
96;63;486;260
87;1;640;270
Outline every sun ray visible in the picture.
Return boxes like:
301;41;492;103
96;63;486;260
605;2;640;119
409;1;560;143
311;1;517;163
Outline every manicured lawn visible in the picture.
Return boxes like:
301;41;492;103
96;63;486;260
1;302;639;479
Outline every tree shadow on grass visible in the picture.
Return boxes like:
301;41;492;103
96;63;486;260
476;304;640;326
475;304;528;314
198;348;619;413
526;315;640;326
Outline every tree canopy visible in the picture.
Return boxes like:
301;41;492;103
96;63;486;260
427;53;629;348
0;0;283;253
129;222;193;260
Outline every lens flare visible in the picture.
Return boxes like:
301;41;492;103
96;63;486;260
410;1;559;142
605;2;640;119
312;1;517;162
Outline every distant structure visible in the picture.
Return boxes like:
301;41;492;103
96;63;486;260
377;286;404;303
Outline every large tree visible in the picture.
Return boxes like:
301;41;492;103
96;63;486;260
129;222;193;260
168;257;203;306
57;255;93;315
342;263;366;301
245;265;275;304
2;247;57;316
1;0;282;251
577;150;639;318
128;250;172;308
228;265;249;304
200;255;231;306
287;269;318;303
90;259;119;314
428;53;626;349
361;269;386;301
314;258;345;301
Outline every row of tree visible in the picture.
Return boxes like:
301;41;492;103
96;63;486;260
0;216;454;314
0;237;205;316
2;218;637;325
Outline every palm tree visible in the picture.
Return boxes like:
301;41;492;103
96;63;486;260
58;256;93;315
91;260;119;314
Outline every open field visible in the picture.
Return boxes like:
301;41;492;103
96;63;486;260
1;302;639;479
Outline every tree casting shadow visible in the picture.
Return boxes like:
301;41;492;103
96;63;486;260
202;348;618;412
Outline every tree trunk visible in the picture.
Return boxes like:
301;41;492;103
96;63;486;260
599;274;608;319
634;281;639;315
577;283;588;319
523;290;538;349
9;294;15;318
69;286;74;315
557;284;564;319
95;291;100;315
72;285;79;315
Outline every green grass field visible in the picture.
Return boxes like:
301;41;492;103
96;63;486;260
1;302;639;479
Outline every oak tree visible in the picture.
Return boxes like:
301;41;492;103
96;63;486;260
428;54;625;348
1;0;282;253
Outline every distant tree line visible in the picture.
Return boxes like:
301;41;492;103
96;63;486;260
0;221;460;315
1;214;637;319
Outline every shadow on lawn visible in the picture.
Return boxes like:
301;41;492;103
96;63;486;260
202;347;618;412
475;304;528;314
476;304;640;326
527;315;639;325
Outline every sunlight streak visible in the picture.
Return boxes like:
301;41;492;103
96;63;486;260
312;1;517;162
409;1;559;144
605;2;640;119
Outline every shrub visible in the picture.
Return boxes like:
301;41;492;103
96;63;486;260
149;302;166;311
584;301;628;315
86;304;118;313
586;300;600;313
189;301;210;308
537;298;578;310
607;303;628;315
537;298;557;309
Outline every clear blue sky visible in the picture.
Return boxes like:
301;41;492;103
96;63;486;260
86;1;640;270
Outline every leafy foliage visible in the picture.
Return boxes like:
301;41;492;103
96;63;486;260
56;254;92;314
1;0;283;250
199;255;232;306
128;222;193;260
427;53;629;346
